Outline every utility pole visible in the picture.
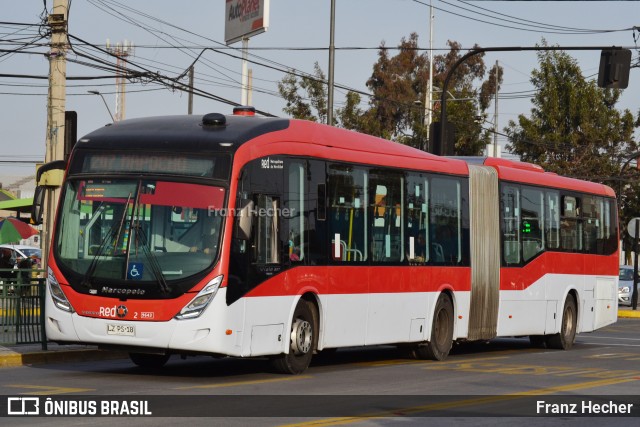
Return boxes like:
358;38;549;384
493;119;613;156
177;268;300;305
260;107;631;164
107;39;133;121
241;37;249;105
424;0;434;152
188;66;194;114
42;0;68;270
493;60;499;158
327;0;336;126
247;69;253;106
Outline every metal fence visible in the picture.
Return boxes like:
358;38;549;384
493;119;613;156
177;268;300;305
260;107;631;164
0;269;46;349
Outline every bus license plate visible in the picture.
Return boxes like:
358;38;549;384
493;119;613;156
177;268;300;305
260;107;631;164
107;324;135;336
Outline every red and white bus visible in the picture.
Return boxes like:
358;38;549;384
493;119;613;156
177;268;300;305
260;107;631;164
38;107;619;373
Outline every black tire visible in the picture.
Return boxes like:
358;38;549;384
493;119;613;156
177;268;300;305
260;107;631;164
129;352;170;368
411;294;454;361
546;296;577;350
271;299;318;374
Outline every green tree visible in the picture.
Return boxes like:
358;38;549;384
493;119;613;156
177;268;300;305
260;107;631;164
505;47;640;246
277;34;501;154
335;91;366;131
363;36;498;154
277;62;327;123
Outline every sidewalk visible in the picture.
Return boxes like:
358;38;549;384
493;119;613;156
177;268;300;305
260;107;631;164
0;342;126;368
1;308;638;369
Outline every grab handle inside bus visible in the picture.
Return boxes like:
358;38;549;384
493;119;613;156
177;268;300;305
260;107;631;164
236;199;255;240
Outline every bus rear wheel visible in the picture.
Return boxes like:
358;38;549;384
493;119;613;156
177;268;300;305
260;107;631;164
129;352;170;368
271;299;318;374
411;294;454;361
546;296;577;350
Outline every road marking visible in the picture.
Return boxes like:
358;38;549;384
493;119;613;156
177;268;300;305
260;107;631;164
582;336;640;341
354;359;426;368
354;349;537;368
585;352;637;359
7;385;94;395
580;342;640;347
175;375;311;390
280;377;638;427
423;361;640;379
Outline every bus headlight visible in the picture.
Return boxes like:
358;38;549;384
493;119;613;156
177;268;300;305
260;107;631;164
175;275;223;320
48;267;74;313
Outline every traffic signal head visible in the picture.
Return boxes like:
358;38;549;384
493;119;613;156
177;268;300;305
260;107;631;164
598;48;631;89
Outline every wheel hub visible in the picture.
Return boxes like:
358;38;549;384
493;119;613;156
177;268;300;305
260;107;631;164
290;318;312;355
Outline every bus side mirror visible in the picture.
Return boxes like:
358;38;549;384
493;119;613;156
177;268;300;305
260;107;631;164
31;186;46;226
32;159;68;225
236;199;255;240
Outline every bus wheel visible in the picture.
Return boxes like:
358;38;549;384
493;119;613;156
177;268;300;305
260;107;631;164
546;296;577;350
271;299;317;374
129;352;170;368
412;294;454;361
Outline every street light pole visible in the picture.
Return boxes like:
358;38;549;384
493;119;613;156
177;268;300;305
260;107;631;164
88;90;115;122
327;0;336;126
425;0;434;152
438;45;629;156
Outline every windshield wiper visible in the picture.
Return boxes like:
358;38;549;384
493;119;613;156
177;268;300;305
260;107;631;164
128;182;170;295
81;193;133;289
133;223;170;295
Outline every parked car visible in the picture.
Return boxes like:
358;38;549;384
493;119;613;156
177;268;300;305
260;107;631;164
0;244;42;268
618;265;639;306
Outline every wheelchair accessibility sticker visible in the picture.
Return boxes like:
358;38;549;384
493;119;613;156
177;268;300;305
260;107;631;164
127;262;144;280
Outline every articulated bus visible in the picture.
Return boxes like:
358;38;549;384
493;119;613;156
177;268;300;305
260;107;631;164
38;107;619;373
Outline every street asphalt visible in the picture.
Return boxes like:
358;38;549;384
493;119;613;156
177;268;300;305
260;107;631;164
1;308;638;369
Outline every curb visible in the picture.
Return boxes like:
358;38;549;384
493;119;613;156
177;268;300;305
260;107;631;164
618;309;640;319
0;349;127;368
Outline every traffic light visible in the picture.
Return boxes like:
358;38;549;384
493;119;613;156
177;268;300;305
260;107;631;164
64;111;77;161
598;48;631;89
429;122;456;156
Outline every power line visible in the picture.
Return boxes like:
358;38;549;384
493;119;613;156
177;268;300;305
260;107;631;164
411;0;634;35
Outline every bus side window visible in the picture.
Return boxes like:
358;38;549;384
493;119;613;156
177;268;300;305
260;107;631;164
560;195;581;251
582;195;600;254
369;170;404;263
327;164;367;263
405;173;428;263
431;176;463;265
521;186;544;262
602;198;618;254
501;184;521;265
286;161;305;263
545;191;560;250
253;194;280;264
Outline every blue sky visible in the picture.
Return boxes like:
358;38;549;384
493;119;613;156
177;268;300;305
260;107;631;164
1;1;639;179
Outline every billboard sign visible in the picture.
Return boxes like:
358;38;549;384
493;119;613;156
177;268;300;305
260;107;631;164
225;0;270;45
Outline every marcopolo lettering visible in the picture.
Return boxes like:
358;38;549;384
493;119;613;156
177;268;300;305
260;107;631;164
100;286;145;296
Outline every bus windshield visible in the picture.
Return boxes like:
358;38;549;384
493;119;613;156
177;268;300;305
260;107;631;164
55;178;225;285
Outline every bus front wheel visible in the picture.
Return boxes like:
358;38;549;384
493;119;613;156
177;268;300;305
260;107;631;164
546;296;577;350
129;352;170;368
412;294;454;361
271;299;318;374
